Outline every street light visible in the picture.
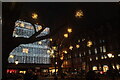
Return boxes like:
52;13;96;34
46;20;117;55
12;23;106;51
32;13;38;19
64;33;68;38
67;28;72;33
15;60;19;65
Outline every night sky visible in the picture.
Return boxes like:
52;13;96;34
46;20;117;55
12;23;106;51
2;2;119;51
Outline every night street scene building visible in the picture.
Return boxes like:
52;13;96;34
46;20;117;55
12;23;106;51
2;2;120;80
8;20;50;64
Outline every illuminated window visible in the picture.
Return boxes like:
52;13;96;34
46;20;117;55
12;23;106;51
20;22;24;27
26;26;33;29
104;55;107;59
79;54;81;57
95;48;97;54
103;65;109;72
116;64;120;70
100;47;102;53
78;40;80;42
93;66;97;70
101;56;104;59
84;52;86;55
103;46;106;52
96;57;98;60
9;55;14;58
89;50;91;55
118;54;120;57
22;48;29;53
90;58;92;61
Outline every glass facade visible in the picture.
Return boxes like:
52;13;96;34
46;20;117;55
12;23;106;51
8;20;50;64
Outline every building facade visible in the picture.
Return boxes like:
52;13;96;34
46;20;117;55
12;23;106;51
8;20;50;64
62;19;120;73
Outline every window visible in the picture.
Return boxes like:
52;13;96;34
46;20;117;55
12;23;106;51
96;57;98;60
84;52;86;56
103;46;106;52
20;22;24;27
100;47;102;53
101;56;104;59
22;48;29;53
26;25;33;29
79;54;81;57
95;48;97;54
93;66;97;70
90;58;92;61
89;50;91;55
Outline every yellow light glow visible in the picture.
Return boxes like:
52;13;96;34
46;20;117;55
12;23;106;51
93;66;98;70
67;28;72;33
87;40;93;47
63;50;67;54
49;38;52;41
96;57;98;60
32;13;38;19
78;40;80;42
37;26;42;31
20;22;24;27
22;48;29;53
60;57;64;60
76;44;80;48
52;46;57;50
9;55;14;58
64;33;68;38
19;71;26;74
75;10;84;18
69;46;73;50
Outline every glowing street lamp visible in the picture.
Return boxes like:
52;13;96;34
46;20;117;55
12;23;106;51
64;33;68;38
67;28;72;33
32;13;38;19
